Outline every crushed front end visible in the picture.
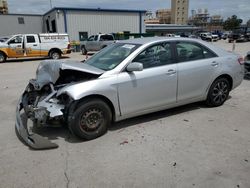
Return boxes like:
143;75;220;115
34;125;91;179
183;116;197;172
15;60;103;149
16;81;67;149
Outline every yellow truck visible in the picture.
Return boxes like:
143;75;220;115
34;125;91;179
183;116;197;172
0;33;71;63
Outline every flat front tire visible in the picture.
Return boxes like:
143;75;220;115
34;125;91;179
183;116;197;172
68;99;112;140
206;78;230;107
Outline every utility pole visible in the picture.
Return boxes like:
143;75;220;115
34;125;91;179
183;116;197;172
49;0;52;9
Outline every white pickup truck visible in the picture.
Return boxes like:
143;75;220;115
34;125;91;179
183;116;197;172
0;33;71;63
80;34;115;55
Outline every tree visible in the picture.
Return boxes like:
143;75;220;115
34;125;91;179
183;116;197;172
223;15;243;30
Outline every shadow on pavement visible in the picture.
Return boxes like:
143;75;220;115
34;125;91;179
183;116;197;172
4;56;70;63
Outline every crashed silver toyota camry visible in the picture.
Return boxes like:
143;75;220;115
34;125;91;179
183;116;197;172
16;37;244;149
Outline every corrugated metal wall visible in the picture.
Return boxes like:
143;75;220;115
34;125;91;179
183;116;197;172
66;11;142;41
0;15;43;36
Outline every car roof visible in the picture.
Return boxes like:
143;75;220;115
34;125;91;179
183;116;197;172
118;37;203;45
117;37;232;57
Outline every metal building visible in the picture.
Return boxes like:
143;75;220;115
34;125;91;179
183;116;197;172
0;14;43;36
43;7;146;41
0;7;146;42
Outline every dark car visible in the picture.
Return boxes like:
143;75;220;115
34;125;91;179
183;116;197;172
228;33;248;43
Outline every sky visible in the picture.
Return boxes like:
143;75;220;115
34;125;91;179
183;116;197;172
6;0;250;23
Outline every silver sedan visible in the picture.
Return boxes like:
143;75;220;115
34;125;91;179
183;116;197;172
16;37;244;149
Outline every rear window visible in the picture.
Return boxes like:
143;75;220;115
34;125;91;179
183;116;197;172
100;35;114;41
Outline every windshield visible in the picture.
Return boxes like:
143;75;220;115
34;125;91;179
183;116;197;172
85;43;141;71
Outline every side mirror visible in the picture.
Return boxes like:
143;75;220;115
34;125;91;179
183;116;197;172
126;62;143;72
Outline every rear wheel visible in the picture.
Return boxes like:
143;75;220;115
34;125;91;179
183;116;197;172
0;52;6;63
50;51;61;60
68;99;112;140
206;78;230;107
81;46;87;55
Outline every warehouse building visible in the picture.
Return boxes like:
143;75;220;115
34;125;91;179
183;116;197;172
0;7;146;42
43;7;146;41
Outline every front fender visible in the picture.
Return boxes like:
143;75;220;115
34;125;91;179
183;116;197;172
57;78;120;118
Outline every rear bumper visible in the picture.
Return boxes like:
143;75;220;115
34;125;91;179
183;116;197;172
15;94;59;150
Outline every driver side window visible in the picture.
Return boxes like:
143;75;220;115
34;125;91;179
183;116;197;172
9;36;23;44
133;43;174;69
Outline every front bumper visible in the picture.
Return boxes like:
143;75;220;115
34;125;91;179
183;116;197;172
15;86;65;149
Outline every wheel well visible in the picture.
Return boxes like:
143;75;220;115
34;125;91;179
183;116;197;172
216;74;233;91
48;48;62;56
76;95;116;122
102;45;107;49
0;50;7;58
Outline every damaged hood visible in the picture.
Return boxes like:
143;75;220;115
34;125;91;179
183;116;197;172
35;60;105;87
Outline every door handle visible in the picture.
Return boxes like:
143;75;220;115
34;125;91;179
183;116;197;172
166;69;176;75
17;45;21;47
33;44;38;46
211;61;219;67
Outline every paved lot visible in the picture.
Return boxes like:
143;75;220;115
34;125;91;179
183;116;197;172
0;40;250;188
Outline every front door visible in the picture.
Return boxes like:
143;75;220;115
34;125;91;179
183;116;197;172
7;35;24;58
117;42;177;116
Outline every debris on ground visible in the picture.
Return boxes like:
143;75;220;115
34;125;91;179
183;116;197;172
183;119;189;122
244;159;248;162
120;140;129;145
234;129;239;132
173;162;177;167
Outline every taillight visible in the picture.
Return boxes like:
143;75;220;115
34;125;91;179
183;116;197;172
238;57;244;65
67;44;71;49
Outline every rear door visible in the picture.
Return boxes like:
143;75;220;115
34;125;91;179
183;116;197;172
175;41;219;102
24;35;41;57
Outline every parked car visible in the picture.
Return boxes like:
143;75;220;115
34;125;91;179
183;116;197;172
80;34;115;55
0;33;71;63
221;33;230;40
16;37;244;149
244;51;250;78
228;32;248;43
200;32;219;42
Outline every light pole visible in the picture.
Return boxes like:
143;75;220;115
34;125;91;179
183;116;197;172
49;0;52;9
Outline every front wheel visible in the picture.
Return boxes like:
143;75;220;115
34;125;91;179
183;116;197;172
0;52;6;63
68;99;112;140
206;78;230;107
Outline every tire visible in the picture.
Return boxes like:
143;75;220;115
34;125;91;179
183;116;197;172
0;52;6;63
50;51;61;60
81;46;87;55
68;99;112;140
206;78;230;107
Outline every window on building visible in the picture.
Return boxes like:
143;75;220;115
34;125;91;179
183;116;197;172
18;17;25;24
46;19;50;32
51;20;57;33
79;32;88;41
26;36;35;43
